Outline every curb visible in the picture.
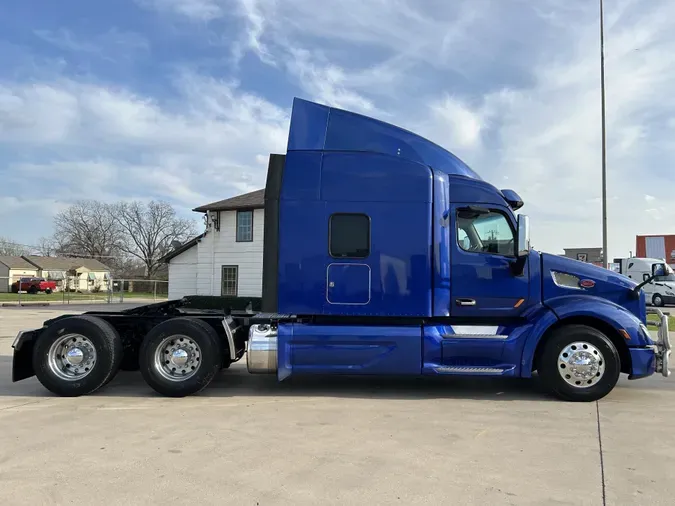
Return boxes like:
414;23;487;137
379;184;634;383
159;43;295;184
1;302;51;307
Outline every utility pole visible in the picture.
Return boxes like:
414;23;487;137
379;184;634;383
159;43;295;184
600;0;608;268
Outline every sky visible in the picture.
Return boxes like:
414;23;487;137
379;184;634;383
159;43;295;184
0;0;673;259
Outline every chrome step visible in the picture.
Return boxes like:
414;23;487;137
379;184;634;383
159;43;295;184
433;366;506;375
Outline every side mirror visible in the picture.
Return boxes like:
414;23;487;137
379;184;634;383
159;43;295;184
517;214;530;257
653;263;666;277
632;262;668;298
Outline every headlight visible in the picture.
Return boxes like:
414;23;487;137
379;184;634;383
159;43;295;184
666;291;675;296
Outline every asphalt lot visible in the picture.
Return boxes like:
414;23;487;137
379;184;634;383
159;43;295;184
1;306;674;505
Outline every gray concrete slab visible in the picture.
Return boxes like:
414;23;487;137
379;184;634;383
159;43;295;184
0;308;672;505
598;375;675;506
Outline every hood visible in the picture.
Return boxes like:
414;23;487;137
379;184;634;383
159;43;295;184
541;253;645;322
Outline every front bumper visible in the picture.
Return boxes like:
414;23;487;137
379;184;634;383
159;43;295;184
646;308;671;378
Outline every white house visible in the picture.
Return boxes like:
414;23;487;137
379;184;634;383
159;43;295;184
163;189;265;299
0;256;39;292
24;256;112;292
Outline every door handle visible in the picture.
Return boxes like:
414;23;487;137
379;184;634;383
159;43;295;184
456;298;476;306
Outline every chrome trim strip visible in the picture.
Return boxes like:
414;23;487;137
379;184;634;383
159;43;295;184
551;271;583;290
221;317;237;361
12;330;27;348
442;334;509;340
450;325;500;335
434;366;503;374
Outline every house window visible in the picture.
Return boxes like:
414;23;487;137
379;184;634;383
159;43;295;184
236;210;253;242
329;213;370;258
221;266;238;296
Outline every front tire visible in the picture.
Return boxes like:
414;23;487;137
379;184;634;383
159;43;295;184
539;324;621;402
139;317;223;397
32;315;123;397
653;294;664;307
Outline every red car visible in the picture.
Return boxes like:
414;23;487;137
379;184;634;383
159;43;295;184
11;277;57;294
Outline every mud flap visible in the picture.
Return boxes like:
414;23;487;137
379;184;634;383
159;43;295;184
12;330;39;382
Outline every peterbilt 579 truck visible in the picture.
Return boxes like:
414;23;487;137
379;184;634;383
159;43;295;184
11;98;672;402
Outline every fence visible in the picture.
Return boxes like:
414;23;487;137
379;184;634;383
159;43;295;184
0;276;169;306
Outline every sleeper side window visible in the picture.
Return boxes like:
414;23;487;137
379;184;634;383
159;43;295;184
456;208;515;257
329;213;370;258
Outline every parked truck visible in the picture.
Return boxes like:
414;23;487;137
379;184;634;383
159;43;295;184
614;257;675;307
11;98;672;401
12;277;56;294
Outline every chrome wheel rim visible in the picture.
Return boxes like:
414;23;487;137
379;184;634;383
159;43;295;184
48;334;97;381
154;335;202;381
558;341;605;388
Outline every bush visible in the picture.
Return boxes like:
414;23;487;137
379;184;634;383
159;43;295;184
182;295;262;312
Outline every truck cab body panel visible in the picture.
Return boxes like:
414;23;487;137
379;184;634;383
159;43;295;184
277;151;434;317
277;323;422;380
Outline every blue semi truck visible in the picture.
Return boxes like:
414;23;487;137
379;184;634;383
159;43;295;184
11;98;672;401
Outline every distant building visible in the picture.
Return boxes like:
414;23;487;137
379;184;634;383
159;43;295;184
23;256;112;292
563;247;604;266
162;189;264;300
636;234;675;267
0;256;39;293
0;255;111;293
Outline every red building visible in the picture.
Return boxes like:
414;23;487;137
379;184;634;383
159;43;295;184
636;234;675;265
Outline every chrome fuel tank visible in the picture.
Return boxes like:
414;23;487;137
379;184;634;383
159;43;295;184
246;324;278;374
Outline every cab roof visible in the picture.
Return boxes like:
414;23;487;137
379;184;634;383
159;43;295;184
287;98;482;181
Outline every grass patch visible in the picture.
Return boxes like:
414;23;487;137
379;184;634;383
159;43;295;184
647;312;675;329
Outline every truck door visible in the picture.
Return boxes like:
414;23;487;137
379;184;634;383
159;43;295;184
450;204;529;318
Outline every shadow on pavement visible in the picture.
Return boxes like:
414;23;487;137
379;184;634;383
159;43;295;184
4;355;673;403
1;355;556;402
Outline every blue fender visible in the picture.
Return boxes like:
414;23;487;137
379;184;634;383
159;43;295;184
520;295;651;377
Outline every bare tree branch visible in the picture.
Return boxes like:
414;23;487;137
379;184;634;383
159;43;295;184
53;200;124;266
0;237;29;257
35;237;57;257
109;200;197;277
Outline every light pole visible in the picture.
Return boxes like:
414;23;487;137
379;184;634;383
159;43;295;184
600;0;608;268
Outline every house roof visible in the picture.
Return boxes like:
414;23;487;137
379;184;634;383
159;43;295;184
160;234;205;263
24;256;111;271
0;256;38;269
193;189;264;212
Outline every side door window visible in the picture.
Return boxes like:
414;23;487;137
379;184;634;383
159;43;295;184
456;208;515;256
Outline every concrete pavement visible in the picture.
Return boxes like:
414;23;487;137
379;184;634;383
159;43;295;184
1;308;673;505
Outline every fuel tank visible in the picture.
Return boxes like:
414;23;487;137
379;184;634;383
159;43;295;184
246;324;278;374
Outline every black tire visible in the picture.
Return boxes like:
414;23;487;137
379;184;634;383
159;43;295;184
45;288;53;295
653;294;664;307
32;315;123;397
139;317;223;397
538;324;621;402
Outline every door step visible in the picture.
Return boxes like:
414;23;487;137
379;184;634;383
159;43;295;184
432;365;515;375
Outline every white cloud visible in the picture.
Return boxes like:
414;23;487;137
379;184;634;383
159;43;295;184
136;0;223;21
426;95;484;150
2;0;675;258
0;73;290;242
34;27;149;58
